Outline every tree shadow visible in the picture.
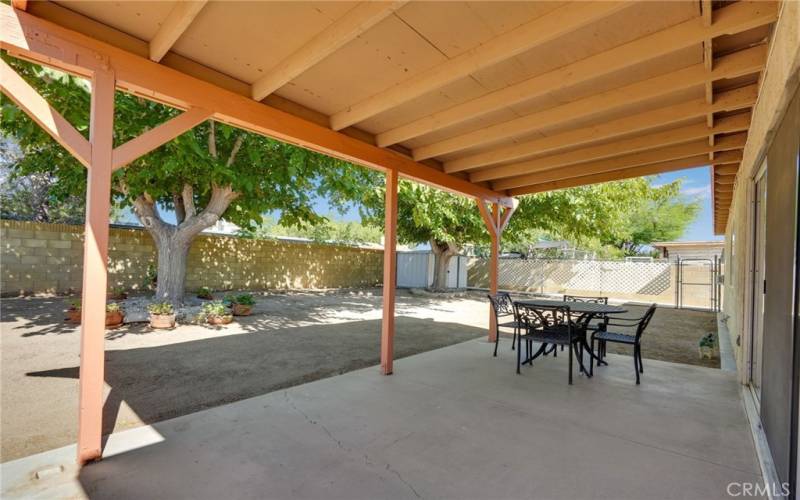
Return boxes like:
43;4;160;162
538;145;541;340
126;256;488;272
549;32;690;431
25;317;485;453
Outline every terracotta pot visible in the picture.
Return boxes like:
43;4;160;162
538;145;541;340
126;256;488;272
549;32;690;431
150;313;176;329
232;304;252;316
207;315;233;325
105;311;124;328
66;309;81;324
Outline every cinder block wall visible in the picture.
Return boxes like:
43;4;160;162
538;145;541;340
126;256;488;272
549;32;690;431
1;220;383;296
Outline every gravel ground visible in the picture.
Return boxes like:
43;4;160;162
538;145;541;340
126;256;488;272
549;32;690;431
1;289;718;461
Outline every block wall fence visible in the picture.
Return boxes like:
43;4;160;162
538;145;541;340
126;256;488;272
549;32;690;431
0;220;383;296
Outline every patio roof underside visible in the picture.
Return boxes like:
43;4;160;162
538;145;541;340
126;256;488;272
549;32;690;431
15;1;778;233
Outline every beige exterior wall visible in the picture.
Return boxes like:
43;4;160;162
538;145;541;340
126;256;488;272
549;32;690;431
0;220;382;296
721;0;800;376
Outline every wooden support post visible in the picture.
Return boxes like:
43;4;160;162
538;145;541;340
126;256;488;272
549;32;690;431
77;68;115;465
381;169;398;375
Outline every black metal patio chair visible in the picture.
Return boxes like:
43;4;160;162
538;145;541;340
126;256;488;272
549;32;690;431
487;292;522;357
516;303;585;385
564;294;609;333
590;303;657;384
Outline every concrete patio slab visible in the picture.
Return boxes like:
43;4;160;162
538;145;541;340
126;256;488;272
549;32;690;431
1;339;761;500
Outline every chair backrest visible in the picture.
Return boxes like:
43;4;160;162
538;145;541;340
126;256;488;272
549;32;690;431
634;304;657;341
487;292;514;318
516;303;572;333
564;294;608;305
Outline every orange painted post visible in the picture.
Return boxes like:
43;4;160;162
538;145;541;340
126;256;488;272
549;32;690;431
381;168;398;375
77;68;115;464
488;203;500;342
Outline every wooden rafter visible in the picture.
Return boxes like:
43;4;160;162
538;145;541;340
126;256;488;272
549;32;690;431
0;58;91;167
493;138;746;191
418;45;765;164
251;2;405;101
0;4;512;207
329;1;629;131
509;153;741;196
149;1;207;62
376;1;777;150
112;107;213;170
470;113;751;183
445;85;757;173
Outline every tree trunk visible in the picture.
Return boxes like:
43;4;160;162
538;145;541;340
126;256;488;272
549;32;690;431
128;182;238;305
154;237;191;302
430;239;459;292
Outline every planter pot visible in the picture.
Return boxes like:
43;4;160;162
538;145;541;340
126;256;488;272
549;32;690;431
232;304;252;316
105;311;124;328
150;313;176;329
197;296;213;301
698;346;714;360
66;309;81;324
207;315;233;325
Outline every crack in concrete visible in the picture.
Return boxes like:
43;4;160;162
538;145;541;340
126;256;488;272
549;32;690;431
284;392;423;499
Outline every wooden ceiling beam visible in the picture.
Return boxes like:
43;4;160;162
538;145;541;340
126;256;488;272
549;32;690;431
509;155;716;196
510;152;742;196
446;84;757;173
149;1;207;62
251;2;405;101
0;4;512;207
470;113;750;183
417;45;765;163
715;177;736;185
329;2;630;131
715;163;740;175
378;0;777;150
492;137;745;190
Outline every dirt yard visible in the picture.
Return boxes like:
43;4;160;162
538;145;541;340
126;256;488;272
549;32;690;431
1;290;718;462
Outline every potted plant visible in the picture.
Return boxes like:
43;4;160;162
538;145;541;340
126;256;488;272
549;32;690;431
66;298;82;324
196;287;214;300
198;301;233;325
698;332;716;359
108;286;128;300
105;302;124;328
148;302;176;329
227;293;255;316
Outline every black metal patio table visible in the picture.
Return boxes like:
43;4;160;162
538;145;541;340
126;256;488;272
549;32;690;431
513;299;627;376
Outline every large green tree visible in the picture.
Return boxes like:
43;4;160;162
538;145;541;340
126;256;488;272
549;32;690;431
1;58;377;303
361;177;697;290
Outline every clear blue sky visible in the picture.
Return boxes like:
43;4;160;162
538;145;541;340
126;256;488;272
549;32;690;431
119;165;719;242
652;165;722;242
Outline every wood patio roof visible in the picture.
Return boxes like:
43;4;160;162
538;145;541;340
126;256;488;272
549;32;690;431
3;1;780;233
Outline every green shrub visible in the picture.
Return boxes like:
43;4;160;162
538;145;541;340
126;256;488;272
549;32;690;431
698;332;716;348
197;301;232;322
148;302;174;315
67;298;81;310
196;287;213;299
106;302;121;313
234;293;255;306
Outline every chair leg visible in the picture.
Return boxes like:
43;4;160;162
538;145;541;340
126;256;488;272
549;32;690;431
516;331;521;374
634;346;640;385
590;337;595;377
637;345;644;373
511;327;516;351
568;342;573;385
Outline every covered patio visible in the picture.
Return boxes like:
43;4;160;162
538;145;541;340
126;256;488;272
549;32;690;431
2;339;760;499
1;0;795;496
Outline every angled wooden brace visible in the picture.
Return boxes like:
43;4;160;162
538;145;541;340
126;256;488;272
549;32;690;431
1;58;91;167
112;107;212;170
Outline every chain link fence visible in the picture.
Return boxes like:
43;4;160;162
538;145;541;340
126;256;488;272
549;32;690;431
468;258;721;310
